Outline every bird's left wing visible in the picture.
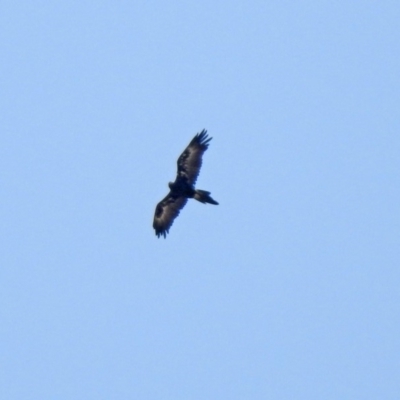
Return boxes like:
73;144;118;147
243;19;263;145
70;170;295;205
176;129;212;186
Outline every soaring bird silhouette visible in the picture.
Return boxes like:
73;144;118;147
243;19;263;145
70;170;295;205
153;130;218;238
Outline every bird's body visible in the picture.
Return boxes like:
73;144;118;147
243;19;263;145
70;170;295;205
153;130;218;238
168;180;195;196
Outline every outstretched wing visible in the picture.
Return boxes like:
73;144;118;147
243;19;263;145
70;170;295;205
153;192;188;238
176;129;212;186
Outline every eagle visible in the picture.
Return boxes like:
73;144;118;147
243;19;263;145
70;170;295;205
153;129;219;238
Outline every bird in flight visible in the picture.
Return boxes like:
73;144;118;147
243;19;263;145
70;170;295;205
153;129;219;238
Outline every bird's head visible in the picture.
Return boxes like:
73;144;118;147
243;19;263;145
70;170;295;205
168;182;174;189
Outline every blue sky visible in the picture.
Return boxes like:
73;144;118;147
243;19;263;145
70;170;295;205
1;2;399;399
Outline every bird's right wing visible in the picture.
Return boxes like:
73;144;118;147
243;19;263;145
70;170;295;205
153;192;188;238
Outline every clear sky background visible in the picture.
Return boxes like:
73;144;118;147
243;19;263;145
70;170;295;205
1;2;399;399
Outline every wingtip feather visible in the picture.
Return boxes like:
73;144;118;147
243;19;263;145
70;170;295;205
194;129;212;147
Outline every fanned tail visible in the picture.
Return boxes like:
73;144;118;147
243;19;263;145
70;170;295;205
194;189;219;205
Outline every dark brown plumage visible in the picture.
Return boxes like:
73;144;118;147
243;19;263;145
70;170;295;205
153;130;218;238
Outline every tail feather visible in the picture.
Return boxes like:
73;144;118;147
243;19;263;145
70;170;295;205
194;189;219;205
